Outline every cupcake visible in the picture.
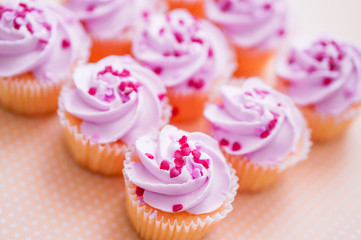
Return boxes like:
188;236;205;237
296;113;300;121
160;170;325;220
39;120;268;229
58;55;171;176
123;125;238;240
205;0;287;78
65;0;161;63
276;37;361;142
0;0;90;115
132;9;235;122
166;0;205;18
204;78;311;192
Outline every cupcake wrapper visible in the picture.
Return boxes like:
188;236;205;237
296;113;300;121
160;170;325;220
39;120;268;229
224;129;312;192
300;104;361;142
123;153;239;240
167;0;205;18
89;36;133;63
58;84;172;176
234;46;275;78
0;73;70;115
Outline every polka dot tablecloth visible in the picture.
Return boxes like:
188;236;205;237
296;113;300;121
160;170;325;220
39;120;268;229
1;0;361;239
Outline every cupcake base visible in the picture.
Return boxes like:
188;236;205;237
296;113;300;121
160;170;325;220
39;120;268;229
167;0;205;18
89;37;132;63
224;130;311;192
0;72;69;116
123;156;238;240
234;46;274;78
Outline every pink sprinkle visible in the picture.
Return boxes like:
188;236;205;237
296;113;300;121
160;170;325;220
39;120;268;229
38;38;48;45
136;187;145;197
26;22;33;34
158;93;166;101
160;160;170;171
42;22;51;31
278;29;285;36
174;150;183;159
232;142;242;151
172;107;179;117
191;37;203;44
219;139;229;146
142;11;149;19
260;130;270;139
323;77;333;86
191;150;201;159
277;103;282;107
145;153;154;159
153;67;162;75
172;204;183;212
173;32;183;43
244;91;253;97
159;28;165;35
263;3;272;10
163;52;171;57
170;167;180;178
179;19;184;25
188;79;204;89
268;119;278;130
180;144;191;156
88;87;97;96
87;4;96;12
118;69;130;77
174;50;183;57
178;135;187;145
174;158;185;169
119;82;126;91
221;0;232;11
62;39;71;49
328;58;338;71
194;159;209;169
208;48;214;58
288;57;295;64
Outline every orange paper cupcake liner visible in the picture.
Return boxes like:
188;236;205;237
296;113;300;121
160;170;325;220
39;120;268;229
0;72;70;116
167;0;205;18
123;154;239;240
233;46;275;78
89;36;133;63
58;84;172;176
224;129;312;192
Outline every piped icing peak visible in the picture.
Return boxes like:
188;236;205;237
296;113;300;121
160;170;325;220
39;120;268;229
63;55;167;144
65;0;158;38
277;37;361;115
132;9;233;90
0;0;89;79
205;0;287;50
204;78;307;165
124;125;231;214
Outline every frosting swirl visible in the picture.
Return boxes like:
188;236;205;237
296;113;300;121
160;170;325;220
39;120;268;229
205;0;287;50
124;125;231;214
277;37;361;115
0;0;89;80
62;55;167;144
204;78;306;164
132;9;233;90
65;0;157;38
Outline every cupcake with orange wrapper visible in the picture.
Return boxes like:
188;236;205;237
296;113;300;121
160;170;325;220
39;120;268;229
204;78;311;192
276;37;361;142
132;9;235;122
0;0;90;115
65;0;162;63
166;0;205;18
58;55;171;176
123;125;238;240
205;0;287;78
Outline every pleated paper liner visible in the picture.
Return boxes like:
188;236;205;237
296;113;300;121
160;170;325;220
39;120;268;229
233;46;275;79
276;77;361;142
58;84;172;176
89;36;133;63
123;154;239;240
0;72;70;116
224;129;312;192
166;0;205;18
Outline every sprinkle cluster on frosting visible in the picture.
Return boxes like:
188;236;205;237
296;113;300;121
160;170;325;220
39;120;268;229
65;0;157;38
132;9;233;90
205;0;287;51
204;78;307;164
63;55;167;144
0;0;89;79
277;37;361;115
124;125;231;214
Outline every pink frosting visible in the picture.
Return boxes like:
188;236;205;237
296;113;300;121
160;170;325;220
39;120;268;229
277;37;361;115
205;0;287;51
124;125;231;214
132;9;233;90
62;55;167;144
204;78;306;164
65;0;158;38
0;0;89;81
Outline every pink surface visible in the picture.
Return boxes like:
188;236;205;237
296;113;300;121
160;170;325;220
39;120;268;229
1;0;361;239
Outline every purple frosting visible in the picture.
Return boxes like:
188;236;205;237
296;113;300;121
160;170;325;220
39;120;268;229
124;125;232;214
277;37;361;115
0;0;90;80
